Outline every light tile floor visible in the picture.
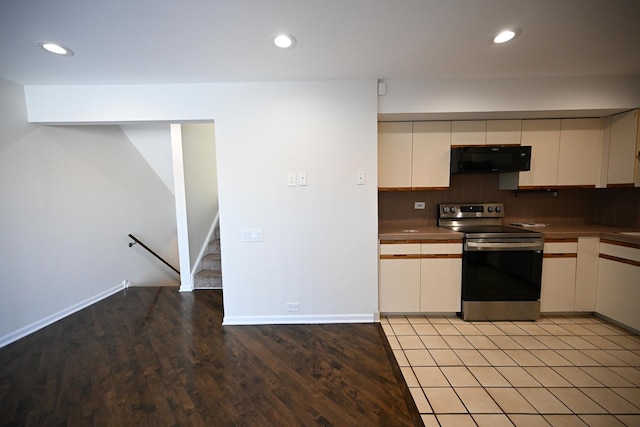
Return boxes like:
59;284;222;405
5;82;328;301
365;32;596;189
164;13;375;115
382;315;640;427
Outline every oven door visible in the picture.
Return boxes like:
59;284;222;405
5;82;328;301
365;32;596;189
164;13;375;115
462;238;543;302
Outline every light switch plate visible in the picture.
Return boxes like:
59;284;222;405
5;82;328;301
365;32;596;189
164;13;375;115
356;171;366;185
241;228;263;242
298;173;307;186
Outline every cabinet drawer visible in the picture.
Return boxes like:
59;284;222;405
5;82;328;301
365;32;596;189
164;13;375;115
544;240;578;254
600;241;640;264
421;242;463;255
380;243;421;256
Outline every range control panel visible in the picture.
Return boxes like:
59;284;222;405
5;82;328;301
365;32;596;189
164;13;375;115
438;203;504;219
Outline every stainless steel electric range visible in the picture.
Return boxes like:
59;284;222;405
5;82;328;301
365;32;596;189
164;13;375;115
439;203;544;321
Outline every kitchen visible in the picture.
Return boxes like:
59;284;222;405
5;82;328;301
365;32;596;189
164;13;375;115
378;113;640;331
378;113;640;425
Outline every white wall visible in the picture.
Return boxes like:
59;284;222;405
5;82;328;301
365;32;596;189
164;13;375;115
0;79;179;346
24;80;380;324
214;83;379;323
379;75;640;117
181;123;218;271
120;124;174;194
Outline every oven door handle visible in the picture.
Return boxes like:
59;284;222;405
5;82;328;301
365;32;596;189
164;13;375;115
465;241;544;251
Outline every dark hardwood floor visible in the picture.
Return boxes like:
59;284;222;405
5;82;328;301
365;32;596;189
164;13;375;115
0;288;421;426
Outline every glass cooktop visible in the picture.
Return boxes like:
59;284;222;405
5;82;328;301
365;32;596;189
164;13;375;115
444;225;543;239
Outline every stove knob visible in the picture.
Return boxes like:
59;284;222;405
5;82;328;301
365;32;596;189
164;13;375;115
451;207;457;213
443;207;449;213
487;206;493;212
495;206;501;213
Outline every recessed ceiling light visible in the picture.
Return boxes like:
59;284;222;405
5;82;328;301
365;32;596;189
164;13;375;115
273;34;296;49
493;29;518;44
37;41;74;56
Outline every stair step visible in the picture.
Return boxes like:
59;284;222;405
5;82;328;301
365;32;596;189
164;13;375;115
206;238;221;255
196;224;222;289
201;253;221;270
194;269;222;289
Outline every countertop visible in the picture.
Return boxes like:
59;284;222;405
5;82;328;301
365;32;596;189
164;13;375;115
378;225;462;241
379;223;640;246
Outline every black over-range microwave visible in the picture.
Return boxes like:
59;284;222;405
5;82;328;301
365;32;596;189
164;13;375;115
450;145;532;174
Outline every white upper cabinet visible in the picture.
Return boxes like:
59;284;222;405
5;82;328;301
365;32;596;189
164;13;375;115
486;120;522;145
450;120;521;146
412;121;451;189
378;121;451;189
518;119;561;188
557;118;605;187
606;109;639;187
378;122;412;188
451;120;486;146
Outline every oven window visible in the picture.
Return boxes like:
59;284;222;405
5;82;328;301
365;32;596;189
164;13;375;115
462;250;543;301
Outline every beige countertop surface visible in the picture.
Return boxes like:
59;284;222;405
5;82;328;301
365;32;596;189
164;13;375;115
379;223;640;245
378;225;462;241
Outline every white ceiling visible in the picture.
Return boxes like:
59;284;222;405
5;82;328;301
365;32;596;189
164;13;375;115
1;0;640;86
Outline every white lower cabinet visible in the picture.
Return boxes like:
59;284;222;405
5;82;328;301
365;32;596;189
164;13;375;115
574;237;600;311
420;258;461;312
379;241;462;313
420;242;462;312
540;239;578;312
541;237;600;313
379;243;421;312
597;240;640;331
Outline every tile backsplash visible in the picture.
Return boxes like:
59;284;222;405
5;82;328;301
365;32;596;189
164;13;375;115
379;174;640;229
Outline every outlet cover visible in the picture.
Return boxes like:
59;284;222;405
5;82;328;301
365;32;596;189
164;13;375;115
414;201;426;209
286;302;299;312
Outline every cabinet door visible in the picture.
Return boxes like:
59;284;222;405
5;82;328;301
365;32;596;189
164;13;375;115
557;118;604;187
518;119;561;187
379;258;421;312
597;258;640;331
540;256;577;312
412;121;451;189
420;258;461;312
451;121;486;146
607;109;639;186
540;240;578;312
486;120;522;146
378;122;412;188
574;237;599;312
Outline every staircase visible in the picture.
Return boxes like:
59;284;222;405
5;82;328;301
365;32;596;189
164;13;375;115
194;224;222;289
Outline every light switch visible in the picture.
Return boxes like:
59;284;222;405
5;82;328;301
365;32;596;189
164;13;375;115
298;173;307;186
356;171;366;185
288;172;296;187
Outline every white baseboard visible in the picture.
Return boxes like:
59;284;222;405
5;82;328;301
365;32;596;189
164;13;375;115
222;313;375;325
0;282;125;348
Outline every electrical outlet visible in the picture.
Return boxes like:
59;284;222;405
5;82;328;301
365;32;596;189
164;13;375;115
286;302;299;312
241;228;263;242
414;201;426;210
